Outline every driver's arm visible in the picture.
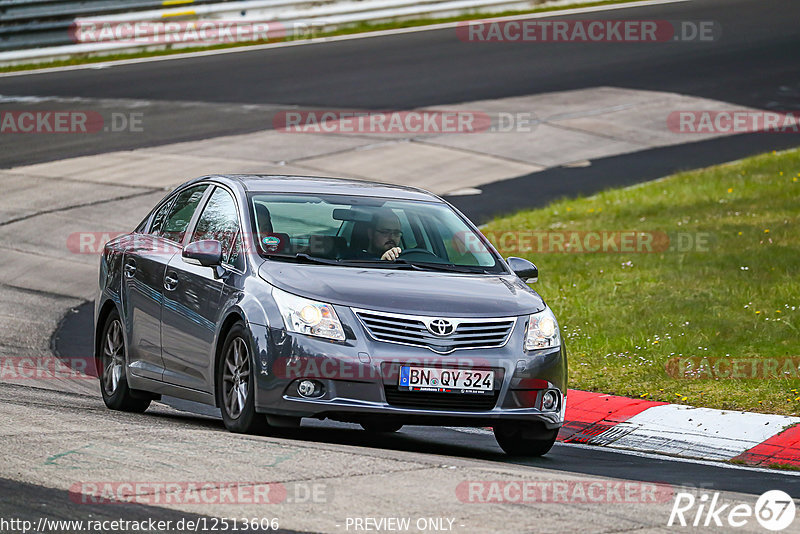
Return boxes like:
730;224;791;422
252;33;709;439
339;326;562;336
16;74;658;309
381;247;402;261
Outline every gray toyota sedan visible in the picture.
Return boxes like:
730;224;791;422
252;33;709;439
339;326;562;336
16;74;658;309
95;175;567;456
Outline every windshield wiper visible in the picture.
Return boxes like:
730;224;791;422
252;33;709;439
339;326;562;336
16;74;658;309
338;259;420;270
346;258;490;274
398;261;492;274
268;254;418;270
265;253;340;266
267;254;490;274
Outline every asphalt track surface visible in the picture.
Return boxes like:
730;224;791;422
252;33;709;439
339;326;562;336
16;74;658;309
0;0;798;170
4;0;800;526
52;300;800;501
0;476;277;534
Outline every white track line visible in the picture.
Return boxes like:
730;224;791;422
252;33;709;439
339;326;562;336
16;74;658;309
557;441;800;477
597;404;798;461
0;0;689;78
445;426;800;476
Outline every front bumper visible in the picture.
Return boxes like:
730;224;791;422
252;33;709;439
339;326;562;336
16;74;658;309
249;307;567;429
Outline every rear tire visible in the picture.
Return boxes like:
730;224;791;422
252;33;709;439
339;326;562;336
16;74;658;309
99;310;151;413
217;322;268;434
493;424;558;456
360;421;403;433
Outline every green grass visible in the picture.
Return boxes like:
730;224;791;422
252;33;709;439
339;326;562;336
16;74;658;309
482;148;800;415
766;462;800;471
0;0;642;73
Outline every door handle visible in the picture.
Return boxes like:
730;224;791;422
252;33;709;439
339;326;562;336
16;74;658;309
123;261;136;278
164;273;179;291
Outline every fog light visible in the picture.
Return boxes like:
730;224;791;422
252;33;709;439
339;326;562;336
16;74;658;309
542;390;558;411
298;379;321;398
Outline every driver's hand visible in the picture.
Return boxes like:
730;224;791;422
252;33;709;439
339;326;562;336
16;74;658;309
381;247;402;261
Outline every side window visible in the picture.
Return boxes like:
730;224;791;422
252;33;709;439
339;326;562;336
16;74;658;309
229;231;245;271
190;187;240;265
159;185;208;244
148;197;175;235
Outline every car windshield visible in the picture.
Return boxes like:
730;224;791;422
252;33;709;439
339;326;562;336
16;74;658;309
248;193;502;273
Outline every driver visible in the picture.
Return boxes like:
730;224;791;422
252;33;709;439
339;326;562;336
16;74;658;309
364;209;403;261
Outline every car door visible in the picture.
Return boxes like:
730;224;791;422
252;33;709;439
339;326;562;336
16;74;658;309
121;195;177;380
160;185;242;392
121;184;209;381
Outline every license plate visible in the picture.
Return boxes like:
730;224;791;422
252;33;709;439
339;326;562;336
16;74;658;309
398;366;494;394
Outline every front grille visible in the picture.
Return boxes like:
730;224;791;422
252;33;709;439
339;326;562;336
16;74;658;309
384;385;499;411
353;309;516;353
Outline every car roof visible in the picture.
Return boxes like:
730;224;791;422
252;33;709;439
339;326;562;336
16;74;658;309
199;174;443;202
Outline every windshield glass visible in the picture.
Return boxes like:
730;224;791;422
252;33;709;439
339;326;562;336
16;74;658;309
248;193;502;273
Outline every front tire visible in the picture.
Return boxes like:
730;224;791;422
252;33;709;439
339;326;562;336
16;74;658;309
99;310;151;413
217;322;268;434
493;424;558;456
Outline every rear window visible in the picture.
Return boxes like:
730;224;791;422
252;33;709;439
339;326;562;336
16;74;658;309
159;185;208;244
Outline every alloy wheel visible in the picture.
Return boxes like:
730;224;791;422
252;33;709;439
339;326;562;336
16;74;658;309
222;337;250;419
102;319;124;396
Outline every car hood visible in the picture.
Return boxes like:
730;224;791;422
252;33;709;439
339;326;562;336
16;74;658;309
258;261;545;317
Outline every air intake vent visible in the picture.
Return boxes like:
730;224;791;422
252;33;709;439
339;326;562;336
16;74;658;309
383;386;500;410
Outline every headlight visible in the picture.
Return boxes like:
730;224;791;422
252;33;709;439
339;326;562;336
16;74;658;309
272;287;345;341
524;307;560;350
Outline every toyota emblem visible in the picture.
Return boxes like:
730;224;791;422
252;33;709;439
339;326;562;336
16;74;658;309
428;319;455;336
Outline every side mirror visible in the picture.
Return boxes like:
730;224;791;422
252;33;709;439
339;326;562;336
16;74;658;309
183;240;223;267
507;256;538;283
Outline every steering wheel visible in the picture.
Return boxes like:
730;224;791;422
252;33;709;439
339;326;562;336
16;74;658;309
397;248;442;262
